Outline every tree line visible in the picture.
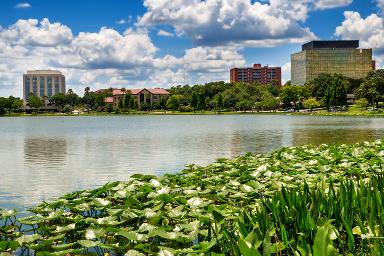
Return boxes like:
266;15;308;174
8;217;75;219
2;69;384;114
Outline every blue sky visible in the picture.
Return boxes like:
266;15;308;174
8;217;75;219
0;0;383;97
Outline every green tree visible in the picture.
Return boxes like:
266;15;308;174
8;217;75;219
106;104;113;113
303;98;320;110
260;93;278;111
118;98;124;110
159;95;169;112
124;93;133;112
356;70;384;108
63;104;73;113
51;93;67;108
197;92;205;112
28;94;43;113
83;87;97;110
323;75;348;107
355;98;369;110
280;85;300;107
214;93;223;113
11;98;23;113
191;92;198;112
166;95;180;112
0;97;10;114
236;99;253;112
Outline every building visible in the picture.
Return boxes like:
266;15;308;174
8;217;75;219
99;88;170;109
230;64;282;86
291;40;375;86
23;70;66;103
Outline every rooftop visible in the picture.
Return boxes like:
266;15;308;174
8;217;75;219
26;70;63;75
302;40;360;51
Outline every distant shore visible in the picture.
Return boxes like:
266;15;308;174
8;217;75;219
3;109;384;117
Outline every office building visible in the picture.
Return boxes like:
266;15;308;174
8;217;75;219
230;64;282;86
291;40;374;85
23;70;66;103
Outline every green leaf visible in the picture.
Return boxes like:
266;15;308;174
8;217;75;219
313;224;338;256
16;234;41;245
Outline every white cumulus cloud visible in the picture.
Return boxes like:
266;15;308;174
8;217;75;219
15;2;31;9
138;0;316;47
313;0;353;10
335;11;384;67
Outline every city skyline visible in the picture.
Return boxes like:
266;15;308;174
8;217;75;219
0;0;383;97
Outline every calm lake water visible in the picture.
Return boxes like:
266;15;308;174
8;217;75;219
1;115;384;210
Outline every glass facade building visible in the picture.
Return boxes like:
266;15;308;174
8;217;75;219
23;70;65;104
291;40;374;85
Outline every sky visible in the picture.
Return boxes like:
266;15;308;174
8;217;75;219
0;0;383;97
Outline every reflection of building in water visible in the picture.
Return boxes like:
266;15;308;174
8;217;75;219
24;137;67;168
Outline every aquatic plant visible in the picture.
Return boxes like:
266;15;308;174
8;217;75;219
1;140;384;255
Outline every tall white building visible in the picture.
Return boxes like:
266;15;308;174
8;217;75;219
23;70;66;103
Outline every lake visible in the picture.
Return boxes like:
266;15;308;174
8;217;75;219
1;115;384;210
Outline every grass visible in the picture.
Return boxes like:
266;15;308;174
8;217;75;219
2;140;384;255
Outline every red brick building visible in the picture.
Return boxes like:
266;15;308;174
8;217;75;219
230;64;281;86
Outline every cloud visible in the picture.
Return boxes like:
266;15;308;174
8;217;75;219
335;11;384;67
335;11;384;49
281;62;291;85
1;18;73;47
116;16;133;25
157;29;173;37
138;0;316;47
0;18;247;97
313;0;353;10
15;2;31;9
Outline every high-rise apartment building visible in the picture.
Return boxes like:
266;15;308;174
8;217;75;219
230;64;282;86
23;70;66;103
291;40;374;85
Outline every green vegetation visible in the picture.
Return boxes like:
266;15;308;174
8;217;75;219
2;140;384;255
0;96;23;115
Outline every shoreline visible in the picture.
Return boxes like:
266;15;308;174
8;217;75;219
2;110;384;117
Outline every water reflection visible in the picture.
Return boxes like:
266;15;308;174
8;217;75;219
24;137;67;168
0;115;384;211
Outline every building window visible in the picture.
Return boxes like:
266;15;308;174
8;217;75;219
54;76;60;93
40;76;45;97
47;76;53;96
25;77;31;99
32;76;37;96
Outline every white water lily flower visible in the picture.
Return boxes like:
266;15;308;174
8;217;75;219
242;184;253;192
116;190;127;198
229;180;241;186
159;249;174;256
174;225;182;232
308;160;318;165
94;198;110;206
282;153;294;160
85;229;96;240
144;209;157;219
340;162;351;168
157;187;170;195
257;164;268;172
187;197;203;208
352;148;363;157
183;189;197;195
150;179;161;187
251;171;260;177
379;151;384;157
